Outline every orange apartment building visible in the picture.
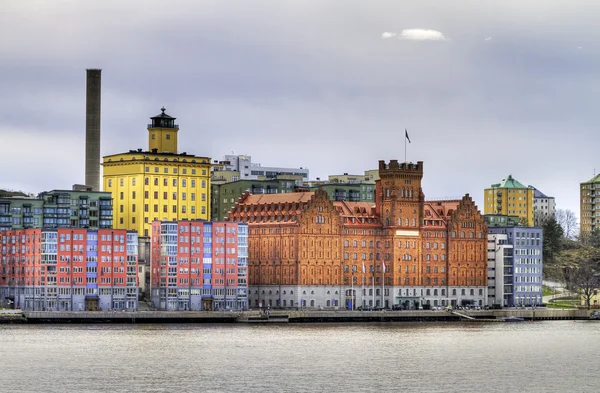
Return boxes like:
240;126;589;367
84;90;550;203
226;160;488;309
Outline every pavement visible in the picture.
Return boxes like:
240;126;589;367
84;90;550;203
542;280;575;303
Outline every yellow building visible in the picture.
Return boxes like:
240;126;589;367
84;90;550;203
484;175;534;227
102;108;211;237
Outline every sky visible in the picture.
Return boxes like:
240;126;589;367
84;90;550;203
1;0;598;217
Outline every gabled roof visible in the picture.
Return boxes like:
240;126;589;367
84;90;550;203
333;201;380;226
491;175;529;189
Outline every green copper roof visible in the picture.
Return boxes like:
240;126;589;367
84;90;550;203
583;174;600;184
491;175;529;189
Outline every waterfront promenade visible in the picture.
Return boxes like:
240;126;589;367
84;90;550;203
0;308;592;324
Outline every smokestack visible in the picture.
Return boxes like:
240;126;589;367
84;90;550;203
85;69;102;191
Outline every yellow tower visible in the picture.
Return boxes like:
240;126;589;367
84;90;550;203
102;108;211;237
148;107;178;154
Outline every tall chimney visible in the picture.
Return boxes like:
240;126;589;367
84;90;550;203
85;69;102;191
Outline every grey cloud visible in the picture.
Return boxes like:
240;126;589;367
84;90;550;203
2;0;600;217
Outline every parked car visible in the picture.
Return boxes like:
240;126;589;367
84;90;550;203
392;304;403;311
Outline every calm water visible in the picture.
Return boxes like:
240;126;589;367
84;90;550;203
1;321;599;392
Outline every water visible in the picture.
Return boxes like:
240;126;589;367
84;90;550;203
1;321;599;393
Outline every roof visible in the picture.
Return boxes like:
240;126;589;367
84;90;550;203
150;107;175;120
584;174;600;184
531;187;554;199
240;192;315;205
490;175;529;189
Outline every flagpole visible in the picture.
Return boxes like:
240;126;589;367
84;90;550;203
362;264;364;309
405;131;407;163
382;263;385;308
351;271;354;310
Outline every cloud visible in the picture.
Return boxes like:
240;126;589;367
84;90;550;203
485;36;492;41
398;29;448;41
381;32;397;39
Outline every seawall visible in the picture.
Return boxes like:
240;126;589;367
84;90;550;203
0;308;592;324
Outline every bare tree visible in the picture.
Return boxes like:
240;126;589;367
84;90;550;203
567;257;600;310
555;208;579;240
534;208;554;227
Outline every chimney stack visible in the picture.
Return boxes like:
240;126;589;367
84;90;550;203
85;69;102;191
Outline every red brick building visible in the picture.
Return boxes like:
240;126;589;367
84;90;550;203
226;160;487;309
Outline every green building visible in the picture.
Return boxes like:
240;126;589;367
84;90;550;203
211;179;298;221
484;214;523;227
0;187;113;231
301;183;375;202
211;179;376;221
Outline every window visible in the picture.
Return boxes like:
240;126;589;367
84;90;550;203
166;134;171;140
152;134;156;139
108;179;112;187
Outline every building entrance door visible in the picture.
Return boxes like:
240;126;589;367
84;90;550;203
85;298;99;311
202;299;213;311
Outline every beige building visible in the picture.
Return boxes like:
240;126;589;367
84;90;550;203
580;174;600;238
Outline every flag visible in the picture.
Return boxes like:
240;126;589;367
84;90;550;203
382;262;386;272
405;129;411;143
362;262;365;274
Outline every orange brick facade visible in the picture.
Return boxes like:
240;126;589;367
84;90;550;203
227;160;488;309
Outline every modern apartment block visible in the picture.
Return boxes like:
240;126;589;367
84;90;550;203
298;183;376;203
487;233;513;308
487;225;543;307
215;154;309;181
484;175;534;227
328;170;378;184
103;108;212;237
0;187;113;231
0;228;138;311
531;187;556;226
580;174;600;239
150;220;248;311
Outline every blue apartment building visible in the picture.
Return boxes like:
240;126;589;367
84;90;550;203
487;225;543;306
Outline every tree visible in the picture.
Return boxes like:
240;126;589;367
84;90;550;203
542;218;564;264
566;251;600;310
534;208;554;227
583;228;600;248
555;209;579;240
